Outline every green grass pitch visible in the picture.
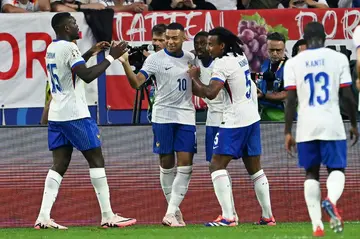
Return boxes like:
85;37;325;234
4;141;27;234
0;222;359;239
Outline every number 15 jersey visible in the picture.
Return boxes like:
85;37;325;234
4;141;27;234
284;47;352;143
139;49;196;125
45;40;90;122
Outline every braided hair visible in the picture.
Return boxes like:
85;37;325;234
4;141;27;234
208;27;244;57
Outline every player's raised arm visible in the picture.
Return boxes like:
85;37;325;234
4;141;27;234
72;41;128;84
189;66;223;100
119;52;147;89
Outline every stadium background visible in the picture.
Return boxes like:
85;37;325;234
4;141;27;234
0;8;360;228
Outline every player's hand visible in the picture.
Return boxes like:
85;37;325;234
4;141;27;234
188;66;200;79
89;41;110;56
109;41;129;59
285;133;296;157
184;0;196;8
349;127;359;146
356;78;360;91
118;51;129;63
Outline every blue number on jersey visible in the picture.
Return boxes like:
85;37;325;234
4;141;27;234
47;64;62;93
177;78;187;91
244;70;252;99
304;71;329;106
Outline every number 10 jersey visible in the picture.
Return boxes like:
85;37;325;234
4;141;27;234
284;47;352;143
45;40;90;122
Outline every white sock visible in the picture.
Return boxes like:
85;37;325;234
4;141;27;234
251;169;273;218
228;173;238;220
326;170;345;205
160;166;176;203
89;168;115;220
37;170;62;221
304;179;324;231
166;166;192;215
211;169;234;219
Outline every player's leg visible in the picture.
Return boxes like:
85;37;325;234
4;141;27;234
162;124;196;226
321;140;346;233
241;121;275;225
298;141;324;237
159;154;176;206
206;126;238;223
35;122;72;230
67;118;135;228
205;127;238;227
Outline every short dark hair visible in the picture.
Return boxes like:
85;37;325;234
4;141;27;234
166;22;184;31
51;12;71;33
152;24;167;35
194;31;208;41
267;32;286;43
209;27;244;57
304;22;326;43
292;39;306;57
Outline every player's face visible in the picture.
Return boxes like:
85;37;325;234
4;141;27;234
152;33;166;52
165;29;184;53
194;36;209;59
66;17;80;40
267;40;285;63
207;35;224;59
298;44;307;54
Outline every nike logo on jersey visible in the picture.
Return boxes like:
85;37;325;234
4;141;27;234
213;146;219;150
165;66;173;70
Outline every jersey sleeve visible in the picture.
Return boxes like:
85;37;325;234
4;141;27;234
139;54;158;80
64;43;86;70
1;0;13;8
339;55;352;88
283;59;297;90
353;26;360;48
210;59;227;84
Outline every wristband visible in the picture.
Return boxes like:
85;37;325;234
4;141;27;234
105;55;114;63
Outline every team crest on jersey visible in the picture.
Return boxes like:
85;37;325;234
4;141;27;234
97;134;100;139
156;142;160;147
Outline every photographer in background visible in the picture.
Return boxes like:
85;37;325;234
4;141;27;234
257;32;288;121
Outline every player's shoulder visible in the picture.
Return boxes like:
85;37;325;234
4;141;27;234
147;50;165;62
49;40;78;52
353;25;360;46
183;50;195;60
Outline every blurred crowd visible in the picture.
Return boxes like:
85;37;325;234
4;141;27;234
1;0;360;13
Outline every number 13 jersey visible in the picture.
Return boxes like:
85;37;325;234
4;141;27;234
45;40;90;122
210;53;260;128
140;49;196;125
284;47;352;142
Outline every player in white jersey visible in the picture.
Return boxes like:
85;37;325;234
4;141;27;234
284;22;358;237
353;25;360;107
190;27;275;227
119;23;195;227
34;12;136;230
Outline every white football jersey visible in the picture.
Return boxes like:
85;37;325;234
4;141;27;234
140;49;196;125
284;47;352;143
195;58;224;127
352;25;360;111
46;40;90;121
211;53;260;128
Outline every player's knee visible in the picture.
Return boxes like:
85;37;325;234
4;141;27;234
51;164;68;176
327;167;345;174
209;160;225;173
87;158;104;168
305;170;320;181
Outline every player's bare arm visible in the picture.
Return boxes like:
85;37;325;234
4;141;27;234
73;41;128;84
40;94;52;125
339;86;359;146
264;90;287;101
82;41;111;62
284;89;297;153
119;52;147;89
189;66;223;100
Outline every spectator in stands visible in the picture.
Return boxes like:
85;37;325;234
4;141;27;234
149;0;216;10
288;0;329;8
291;39;307;57
1;0;50;12
257;32;288;121
338;0;360;7
51;0;147;12
244;0;287;8
206;0;246;9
